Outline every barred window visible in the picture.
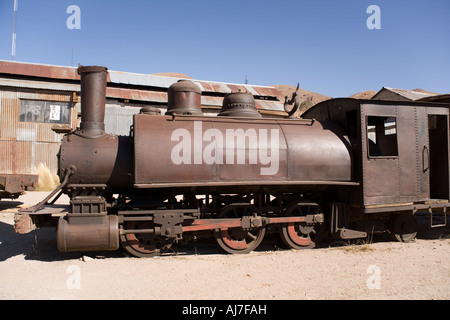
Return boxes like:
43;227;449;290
19;100;70;124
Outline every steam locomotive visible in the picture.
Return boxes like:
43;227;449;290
16;66;449;257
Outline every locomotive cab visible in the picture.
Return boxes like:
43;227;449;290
302;98;450;240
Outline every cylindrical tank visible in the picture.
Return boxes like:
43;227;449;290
165;80;202;115
77;65;108;138
218;91;261;118
57;214;119;252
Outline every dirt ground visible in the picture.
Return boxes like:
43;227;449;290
0;191;449;300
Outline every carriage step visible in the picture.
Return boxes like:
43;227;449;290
428;207;447;228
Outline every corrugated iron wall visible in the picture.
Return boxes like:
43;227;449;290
104;104;141;136
0;87;75;175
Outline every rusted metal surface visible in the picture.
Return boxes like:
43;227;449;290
57;214;119;252
0;86;75;175
0;60;282;98
419;94;450;103
302;98;450;210
372;87;438;101
59;67;132;191
218;91;261;118
0;174;38;199
59;133;132;192
106;87;167;103
133;114;352;189
0;60;79;81
182;216;316;232
0;140;60;177
360;103;438;206
0;77;79;92
165;80;202;115
13;63;449;258
1;60;285;113
77;66;108;138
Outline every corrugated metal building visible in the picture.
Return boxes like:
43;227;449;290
0;60;286;176
372;87;439;101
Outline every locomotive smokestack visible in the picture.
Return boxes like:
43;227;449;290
77;65;108;138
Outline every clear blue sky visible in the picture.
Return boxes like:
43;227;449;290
0;0;449;97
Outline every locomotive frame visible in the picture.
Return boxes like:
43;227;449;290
15;66;449;257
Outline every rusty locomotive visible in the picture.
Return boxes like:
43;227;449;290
16;66;449;257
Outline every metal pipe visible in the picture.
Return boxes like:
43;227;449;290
77;65;108;138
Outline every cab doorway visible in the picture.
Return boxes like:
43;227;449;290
428;115;449;200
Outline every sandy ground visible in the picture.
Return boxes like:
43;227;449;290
0;191;449;300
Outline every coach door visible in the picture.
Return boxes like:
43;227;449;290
427;112;449;200
361;104;401;206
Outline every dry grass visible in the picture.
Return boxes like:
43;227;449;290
340;243;375;253
34;163;60;191
337;230;376;253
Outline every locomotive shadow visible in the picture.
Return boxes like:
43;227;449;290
0;214;448;261
415;214;450;240
169;233;287;257
0;200;24;211
0;220;122;262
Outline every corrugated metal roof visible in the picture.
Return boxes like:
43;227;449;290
0;60;79;81
255;100;285;111
418;93;450;103
109;71;176;88
0;77;79;91
109;70;279;98
106;87;167;103
1;60;281;96
0;60;285;111
378;87;438;101
201;96;284;111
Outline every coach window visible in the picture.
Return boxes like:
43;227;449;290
367;116;398;157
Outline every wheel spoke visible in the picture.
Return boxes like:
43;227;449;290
246;232;257;241
120;220;168;258
286;223;312;247
214;204;266;254
220;229;248;250
279;200;323;250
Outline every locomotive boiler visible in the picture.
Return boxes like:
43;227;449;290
17;65;450;257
